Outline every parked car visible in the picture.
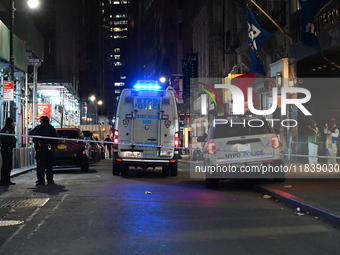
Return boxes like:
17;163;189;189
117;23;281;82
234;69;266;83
54;128;92;172
199;115;285;188
83;130;102;163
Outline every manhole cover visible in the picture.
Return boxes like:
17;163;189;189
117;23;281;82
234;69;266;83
0;220;24;227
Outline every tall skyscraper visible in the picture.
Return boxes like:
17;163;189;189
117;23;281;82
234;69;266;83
101;0;130;119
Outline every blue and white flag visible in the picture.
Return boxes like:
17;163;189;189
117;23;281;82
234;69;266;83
247;7;272;76
299;0;328;53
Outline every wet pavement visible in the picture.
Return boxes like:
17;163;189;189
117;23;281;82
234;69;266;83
9;161;340;228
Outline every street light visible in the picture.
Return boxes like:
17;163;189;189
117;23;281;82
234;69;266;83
159;77;167;83
27;0;40;9
89;95;96;102
9;0;39;80
89;95;102;124
7;0;40;130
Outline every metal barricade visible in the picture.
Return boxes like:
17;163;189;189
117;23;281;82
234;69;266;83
12;147;35;169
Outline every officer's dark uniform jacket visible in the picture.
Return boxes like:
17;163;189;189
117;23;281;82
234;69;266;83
0;120;16;150
29;123;58;149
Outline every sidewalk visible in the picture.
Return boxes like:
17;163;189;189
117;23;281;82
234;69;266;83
180;160;340;228
256;174;340;228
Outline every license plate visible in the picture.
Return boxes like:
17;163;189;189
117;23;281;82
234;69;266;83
238;144;250;152
159;150;173;156
126;152;142;158
58;144;67;149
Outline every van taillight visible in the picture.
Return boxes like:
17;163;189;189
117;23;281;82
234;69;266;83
207;142;216;154
174;132;180;149
113;130;119;149
271;136;281;149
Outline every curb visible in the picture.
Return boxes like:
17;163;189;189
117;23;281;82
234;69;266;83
255;185;340;229
11;166;36;177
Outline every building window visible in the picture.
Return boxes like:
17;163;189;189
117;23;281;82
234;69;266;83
114;48;120;52
114;55;120;59
120;76;126;79
114;35;127;39
114;20;128;25
115;90;122;94
114;82;125;86
115;14;127;18
114;62;123;66
113;27;128;32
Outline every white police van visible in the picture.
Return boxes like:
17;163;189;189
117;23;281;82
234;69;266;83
112;80;180;176
199;115;285;188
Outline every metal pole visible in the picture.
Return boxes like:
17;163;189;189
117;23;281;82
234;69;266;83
95;103;98;124
0;69;3;127
32;62;39;128
14;76;20;148
25;72;28;147
249;0;292;43
9;0;15;82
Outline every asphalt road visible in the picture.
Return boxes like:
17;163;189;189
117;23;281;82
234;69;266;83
1;160;340;255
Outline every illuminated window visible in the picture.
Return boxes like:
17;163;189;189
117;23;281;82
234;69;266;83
114;62;122;66
113;1;119;4
113;27;128;32
115;14;127;18
120;76;126;79
114;55;120;59
114;82;125;86
114;20;128;25
115;90;122;94
114;48;120;52
114;35;127;39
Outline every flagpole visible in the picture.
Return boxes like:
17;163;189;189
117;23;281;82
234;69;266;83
249;0;292;43
314;0;334;19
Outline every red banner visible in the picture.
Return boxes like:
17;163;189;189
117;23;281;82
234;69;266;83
38;104;53;119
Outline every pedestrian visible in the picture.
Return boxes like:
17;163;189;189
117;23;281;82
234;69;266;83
307;120;319;165
0;117;17;186
104;135;112;158
324;118;339;165
29;116;59;185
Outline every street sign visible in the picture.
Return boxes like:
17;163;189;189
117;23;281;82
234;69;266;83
4;81;14;101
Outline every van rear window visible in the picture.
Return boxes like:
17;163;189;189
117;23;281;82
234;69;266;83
211;120;273;139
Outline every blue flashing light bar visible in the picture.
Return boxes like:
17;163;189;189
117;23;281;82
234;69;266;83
133;80;162;90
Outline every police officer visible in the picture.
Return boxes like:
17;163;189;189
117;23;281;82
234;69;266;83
0;117;17;186
29;116;59;185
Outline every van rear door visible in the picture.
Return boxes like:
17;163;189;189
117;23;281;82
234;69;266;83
133;91;160;159
116;89;178;160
